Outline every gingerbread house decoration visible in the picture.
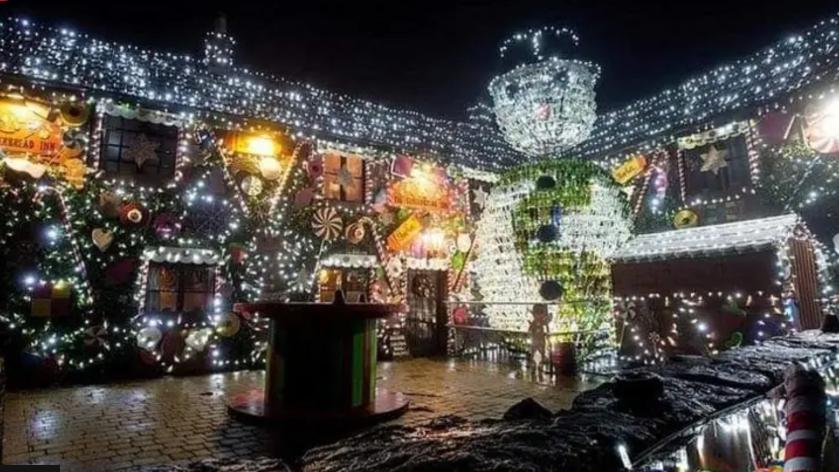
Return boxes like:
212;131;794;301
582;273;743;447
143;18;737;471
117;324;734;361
609;214;825;361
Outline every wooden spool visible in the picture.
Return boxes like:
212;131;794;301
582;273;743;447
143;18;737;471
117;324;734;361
227;291;409;425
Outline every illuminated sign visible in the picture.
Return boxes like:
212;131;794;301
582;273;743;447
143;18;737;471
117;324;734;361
223;132;280;157
0;99;63;162
388;162;451;212
387;214;423;251
612;155;647;185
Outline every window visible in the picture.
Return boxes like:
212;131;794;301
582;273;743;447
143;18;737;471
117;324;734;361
146;263;215;313
101;116;179;185
318;268;368;302
681;135;751;204
323;153;364;202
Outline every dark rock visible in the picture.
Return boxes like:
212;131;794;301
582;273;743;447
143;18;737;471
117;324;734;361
612;372;664;410
302;418;623;472
668;354;711;365
655;362;773;391
502;398;552;421
822;314;839;333
299;332;839;472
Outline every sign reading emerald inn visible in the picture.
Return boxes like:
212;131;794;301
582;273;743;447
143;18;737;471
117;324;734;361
0;99;63;161
0;134;60;154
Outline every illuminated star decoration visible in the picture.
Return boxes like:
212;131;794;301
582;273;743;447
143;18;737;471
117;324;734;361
472;186;489;209
699;145;729;175
337;163;355;189
127;134;160;170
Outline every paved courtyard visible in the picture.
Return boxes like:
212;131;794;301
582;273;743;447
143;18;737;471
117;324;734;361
3;358;602;471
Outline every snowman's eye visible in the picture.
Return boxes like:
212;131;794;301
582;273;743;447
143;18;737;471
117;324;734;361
553;70;569;85
504;83;519;99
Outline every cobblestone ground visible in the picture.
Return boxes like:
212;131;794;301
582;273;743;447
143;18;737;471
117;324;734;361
3;358;602;471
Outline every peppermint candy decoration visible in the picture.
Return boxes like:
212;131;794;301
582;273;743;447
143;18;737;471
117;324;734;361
345;221;365;244
806;104;839;154
312;207;343;240
84;325;107;348
615;300;637;321
62;128;86;150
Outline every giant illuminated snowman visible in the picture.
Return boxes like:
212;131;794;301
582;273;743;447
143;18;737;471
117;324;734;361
472;28;631;358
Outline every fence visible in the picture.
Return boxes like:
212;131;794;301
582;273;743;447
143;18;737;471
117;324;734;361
446;300;617;375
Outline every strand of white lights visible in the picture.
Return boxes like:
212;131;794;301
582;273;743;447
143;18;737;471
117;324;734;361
3;13;839;171
472;181;541;331
632;154;659;215
36;185;94;305
489;25;599;157
545;182;631;258
0;18;521;171
570;16;839;161
616;291;787;364
635;354;839;471
611;214;799;263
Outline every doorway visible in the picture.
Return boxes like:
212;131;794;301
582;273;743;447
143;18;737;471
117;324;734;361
405;270;448;357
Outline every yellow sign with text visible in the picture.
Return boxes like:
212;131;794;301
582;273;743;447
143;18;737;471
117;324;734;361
612;155;647;185
387;215;423;251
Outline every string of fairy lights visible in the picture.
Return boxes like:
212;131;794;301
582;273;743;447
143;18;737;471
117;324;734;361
574;14;839;164
0;78;491;372
2;11;839;171
633;351;839;472
611;217;835;364
0;17;522;171
0;87;326;372
1;9;839;378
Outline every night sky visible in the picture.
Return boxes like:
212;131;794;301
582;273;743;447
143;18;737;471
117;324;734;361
7;1;839;119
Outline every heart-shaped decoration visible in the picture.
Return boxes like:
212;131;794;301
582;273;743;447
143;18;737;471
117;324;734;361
92;228;114;252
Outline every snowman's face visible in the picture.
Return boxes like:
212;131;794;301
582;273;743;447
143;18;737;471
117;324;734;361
488;60;600;156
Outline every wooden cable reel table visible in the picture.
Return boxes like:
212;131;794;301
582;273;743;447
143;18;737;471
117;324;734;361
227;291;409;424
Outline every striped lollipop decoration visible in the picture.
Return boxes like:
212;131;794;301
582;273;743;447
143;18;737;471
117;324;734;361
312;207;343;241
806;103;839;155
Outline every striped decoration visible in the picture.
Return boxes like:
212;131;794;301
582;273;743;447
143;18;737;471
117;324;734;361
783;366;826;472
263;317;379;413
789;237;822;330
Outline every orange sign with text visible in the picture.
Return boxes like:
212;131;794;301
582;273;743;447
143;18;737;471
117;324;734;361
387;167;451;212
0;100;63;162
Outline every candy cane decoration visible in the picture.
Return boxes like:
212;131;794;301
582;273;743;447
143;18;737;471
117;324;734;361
783;364;826;472
34;186;94;306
